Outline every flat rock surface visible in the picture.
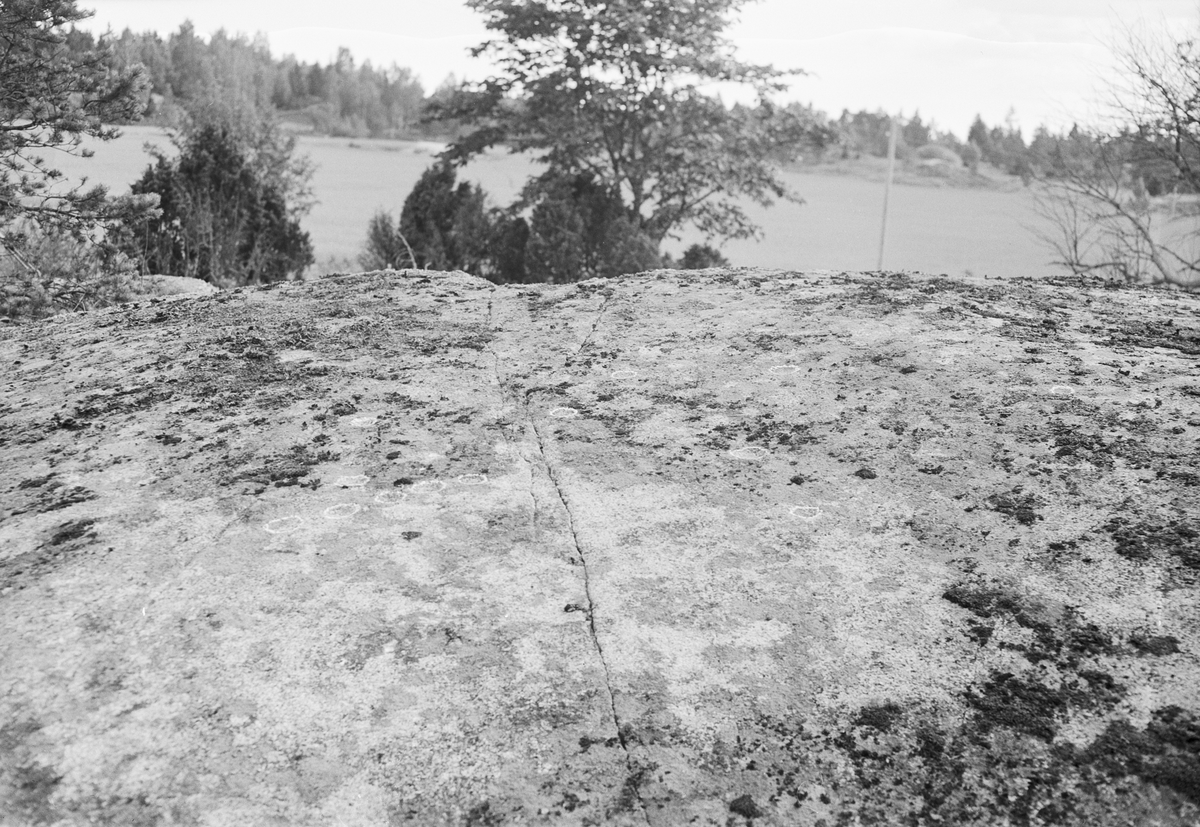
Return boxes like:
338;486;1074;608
2;269;1199;826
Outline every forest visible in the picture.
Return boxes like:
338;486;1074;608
65;22;1046;172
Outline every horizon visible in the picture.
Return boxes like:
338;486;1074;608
77;0;1196;138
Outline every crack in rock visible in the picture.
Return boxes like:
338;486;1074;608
486;289;650;824
565;291;615;367
528;416;652;826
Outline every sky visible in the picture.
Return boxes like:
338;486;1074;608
78;0;1198;137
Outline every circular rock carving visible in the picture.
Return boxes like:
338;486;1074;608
789;505;822;521
374;491;408;505
457;473;489;486
729;446;770;461
550;407;580;419
264;516;304;534
324;503;361;520
335;475;370;488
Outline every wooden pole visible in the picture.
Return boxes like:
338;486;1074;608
877;116;899;271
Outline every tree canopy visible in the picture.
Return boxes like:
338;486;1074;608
432;0;825;245
1;0;152;263
1031;23;1200;289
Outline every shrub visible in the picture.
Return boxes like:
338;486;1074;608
395;163;491;272
375;167;662;284
1;222;139;321
487;216;530;284
678;244;730;270
120;123;313;286
523;173;661;282
359;209;415;270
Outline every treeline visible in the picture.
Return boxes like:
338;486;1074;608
67;23;1087;183
65;24;454;139
830;107;1098;183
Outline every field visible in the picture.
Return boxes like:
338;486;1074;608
54;124;1065;279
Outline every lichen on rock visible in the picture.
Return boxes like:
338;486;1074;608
1;268;1197;825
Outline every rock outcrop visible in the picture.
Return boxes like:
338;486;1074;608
2;268;1198;825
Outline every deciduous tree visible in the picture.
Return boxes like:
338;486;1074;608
432;0;825;251
1032;23;1200;290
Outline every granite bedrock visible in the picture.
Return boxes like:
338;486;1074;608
1;268;1198;826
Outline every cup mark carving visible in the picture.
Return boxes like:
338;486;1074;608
264;515;304;534
324;503;361;520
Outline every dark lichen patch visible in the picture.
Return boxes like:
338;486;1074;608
966;672;1072;741
1130;633;1181;657
705;413;819;451
5;475;96;519
966;669;1125;742
56;384;175;429
737;678;1193;825
986;487;1044;525
612;768;648;816
1082;706;1200;807
326;399;358;418
1107;319;1200;356
1048;419;1156;471
942;579;1117;665
1;519;100;590
222;444;337;492
4;763;63;824
1050;424;1113;469
381;391;429;411
728;793;763;818
943;579;1056;648
1104;516;1200;570
16;474;53;490
1158;467;1200;487
852;702;904;732
49;518;97;546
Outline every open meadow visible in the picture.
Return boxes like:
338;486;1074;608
56;124;1065;279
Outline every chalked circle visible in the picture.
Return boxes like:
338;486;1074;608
769;365;802;375
324;503;362;520
457;473;489;485
1049;385;1075;395
264;516;304;535
374;491;408;505
550;407;580;419
729;446;770;461
335;475;370;488
351;416;378;427
789;505;822;521
413;479;448;493
610;369;639;380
